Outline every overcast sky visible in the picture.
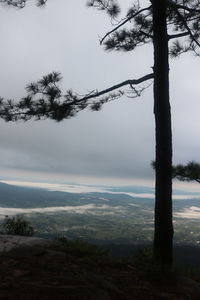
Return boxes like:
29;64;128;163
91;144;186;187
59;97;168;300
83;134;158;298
0;0;199;187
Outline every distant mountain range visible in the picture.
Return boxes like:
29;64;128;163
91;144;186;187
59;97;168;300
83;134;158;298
0;181;199;209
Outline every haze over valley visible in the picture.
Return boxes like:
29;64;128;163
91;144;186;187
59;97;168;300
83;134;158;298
0;180;200;247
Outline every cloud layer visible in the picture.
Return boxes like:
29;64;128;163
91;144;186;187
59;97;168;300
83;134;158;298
0;0;199;184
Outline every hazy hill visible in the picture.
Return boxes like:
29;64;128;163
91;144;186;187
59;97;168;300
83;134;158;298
0;182;92;208
0;181;199;210
0;181;155;208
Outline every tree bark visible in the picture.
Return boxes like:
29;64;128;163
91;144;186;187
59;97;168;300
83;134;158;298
152;0;173;265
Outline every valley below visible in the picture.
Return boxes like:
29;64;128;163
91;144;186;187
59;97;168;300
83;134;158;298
0;181;200;248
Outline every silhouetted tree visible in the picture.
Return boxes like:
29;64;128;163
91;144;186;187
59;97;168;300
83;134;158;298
173;161;200;183
1;0;200;265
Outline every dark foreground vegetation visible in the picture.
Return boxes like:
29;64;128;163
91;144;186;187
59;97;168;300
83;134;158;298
1;237;200;300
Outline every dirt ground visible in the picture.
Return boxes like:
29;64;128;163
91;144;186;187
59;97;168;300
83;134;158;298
0;240;200;300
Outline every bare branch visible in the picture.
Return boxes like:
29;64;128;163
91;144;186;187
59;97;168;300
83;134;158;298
75;73;154;103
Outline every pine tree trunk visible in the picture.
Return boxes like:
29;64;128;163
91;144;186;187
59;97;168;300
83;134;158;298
152;0;173;265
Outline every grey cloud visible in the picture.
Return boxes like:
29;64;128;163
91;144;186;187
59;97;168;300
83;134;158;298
0;0;199;183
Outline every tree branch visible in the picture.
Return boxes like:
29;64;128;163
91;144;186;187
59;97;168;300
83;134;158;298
0;72;154;121
168;1;200;14
0;0;26;7
100;5;152;45
173;7;200;48
172;161;200;183
75;73;154;103
0;0;46;7
168;31;189;40
140;30;153;39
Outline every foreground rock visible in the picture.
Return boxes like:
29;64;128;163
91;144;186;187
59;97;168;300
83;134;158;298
0;235;53;253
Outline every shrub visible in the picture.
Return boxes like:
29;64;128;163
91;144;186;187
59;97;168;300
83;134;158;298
0;215;34;236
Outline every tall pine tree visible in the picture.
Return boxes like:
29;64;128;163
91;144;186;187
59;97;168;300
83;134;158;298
1;0;200;265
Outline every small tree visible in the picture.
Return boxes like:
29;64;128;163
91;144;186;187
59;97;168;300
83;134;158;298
0;215;34;236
